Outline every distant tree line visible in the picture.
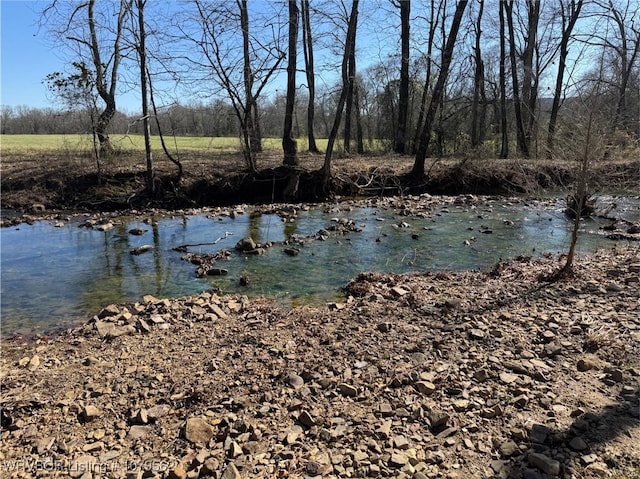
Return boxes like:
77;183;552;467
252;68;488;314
1;0;638;187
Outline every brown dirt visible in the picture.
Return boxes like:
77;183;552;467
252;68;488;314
2;149;638;217
1;247;639;479
1;150;639;478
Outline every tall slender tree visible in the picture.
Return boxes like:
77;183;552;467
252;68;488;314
189;0;285;171
42;0;130;152
547;0;584;158
598;0;640;134
470;0;486;148
133;0;154;193
300;0;320;153
411;0;468;177
283;0;299;166
498;0;509;158
412;0;439;154
394;0;411;154
322;0;358;186
504;0;528;157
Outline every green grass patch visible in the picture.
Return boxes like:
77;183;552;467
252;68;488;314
0;134;261;154
0;134;337;154
0;134;393;156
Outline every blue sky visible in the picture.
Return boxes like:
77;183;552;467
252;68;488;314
1;1;64;109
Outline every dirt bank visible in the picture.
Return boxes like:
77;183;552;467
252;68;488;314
2;246;639;478
1;150;638;216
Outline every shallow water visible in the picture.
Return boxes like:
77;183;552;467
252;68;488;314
1;195;638;335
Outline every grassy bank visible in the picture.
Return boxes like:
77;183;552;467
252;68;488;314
0;134;348;154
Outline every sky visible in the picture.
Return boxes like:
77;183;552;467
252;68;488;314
0;0;383;114
1;0;64;110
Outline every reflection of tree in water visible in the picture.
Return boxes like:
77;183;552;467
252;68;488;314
77;223;127;310
284;215;298;240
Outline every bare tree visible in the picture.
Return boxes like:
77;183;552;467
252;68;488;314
504;0;528;157
184;0;285;171
128;0;154;193
412;0;440;155
470;0;486;149
300;0;320;153
596;0;640;135
547;0;584;158
498;0;509;158
394;0;411;154
322;0;358;186
283;0;299;166
411;0;468;177
554;59;612;277
45;62;103;182
43;0;131;152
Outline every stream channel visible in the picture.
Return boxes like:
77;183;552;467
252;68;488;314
1;194;639;336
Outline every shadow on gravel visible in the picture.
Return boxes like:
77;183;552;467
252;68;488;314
500;398;640;479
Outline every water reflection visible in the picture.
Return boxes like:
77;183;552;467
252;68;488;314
1;196;638;335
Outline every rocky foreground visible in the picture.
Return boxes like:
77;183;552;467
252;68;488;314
1;246;639;479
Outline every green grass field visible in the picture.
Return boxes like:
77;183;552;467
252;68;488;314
0;134;337;154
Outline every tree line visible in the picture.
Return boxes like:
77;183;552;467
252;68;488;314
2;0;638;190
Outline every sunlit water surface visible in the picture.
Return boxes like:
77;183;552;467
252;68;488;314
1;195;638;335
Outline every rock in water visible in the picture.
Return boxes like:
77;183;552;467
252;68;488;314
235;237;256;252
130;245;153;255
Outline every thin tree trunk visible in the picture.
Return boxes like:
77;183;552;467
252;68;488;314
412;0;437;154
355;81;364;153
411;0;468;177
499;0;508;158
322;0;358;185
394;0;411;154
136;0;154;193
470;0;484;148
88;0;126;153
283;0;299;166
344;31;357;154
522;0;540;156
301;0;319;153
239;0;258;169
505;0;529;157
547;0;583;159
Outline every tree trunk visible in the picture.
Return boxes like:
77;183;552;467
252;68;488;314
547;0;583;158
505;0;529;157
355;81;364;154
412;0;437;154
87;0;126;153
344;32;357;154
322;0;358;186
136;0;154;193
470;0;484;148
394;0;411;154
411;0;468;177
522;0;540;156
239;0;258;169
301;0;319;153
283;0;299;166
499;0;509;158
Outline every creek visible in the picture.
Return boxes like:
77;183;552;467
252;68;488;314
1;194;638;335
